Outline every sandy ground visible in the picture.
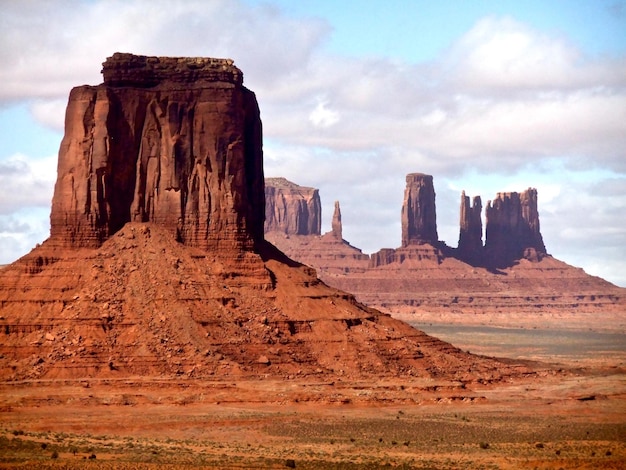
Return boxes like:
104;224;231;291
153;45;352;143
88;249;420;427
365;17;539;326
1;338;624;470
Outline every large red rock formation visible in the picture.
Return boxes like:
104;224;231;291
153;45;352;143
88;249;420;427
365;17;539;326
485;189;546;267
401;173;438;247
4;54;528;382
50;52;264;251
264;177;321;235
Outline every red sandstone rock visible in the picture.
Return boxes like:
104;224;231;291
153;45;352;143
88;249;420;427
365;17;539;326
331;201;342;240
50;53;264;251
457;191;483;265
264;176;626;325
5;54;528;383
401;173;438;247
485;188;546;267
264;177;321;235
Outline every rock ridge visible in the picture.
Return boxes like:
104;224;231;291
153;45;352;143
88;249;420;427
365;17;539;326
102;52;243;87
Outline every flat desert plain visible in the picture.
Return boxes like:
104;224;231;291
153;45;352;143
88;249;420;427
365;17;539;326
1;323;624;469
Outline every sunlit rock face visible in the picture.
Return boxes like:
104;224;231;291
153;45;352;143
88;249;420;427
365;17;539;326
401;173;438;247
50;52;264;251
264;177;321;236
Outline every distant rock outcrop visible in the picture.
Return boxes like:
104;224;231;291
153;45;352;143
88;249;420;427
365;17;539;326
264;174;625;327
457;191;483;265
264;177;321;235
401;173;438;246
50;52;264;251
485;189;546;267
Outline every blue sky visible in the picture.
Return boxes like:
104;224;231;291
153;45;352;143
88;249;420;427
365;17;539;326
0;0;625;286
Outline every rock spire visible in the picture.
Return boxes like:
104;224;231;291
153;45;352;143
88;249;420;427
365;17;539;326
331;201;343;240
401;173;438;247
50;53;264;251
457;191;483;264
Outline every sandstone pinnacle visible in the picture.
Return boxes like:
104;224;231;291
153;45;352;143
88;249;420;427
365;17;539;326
401;173;438;246
331;201;343;240
458;191;483;265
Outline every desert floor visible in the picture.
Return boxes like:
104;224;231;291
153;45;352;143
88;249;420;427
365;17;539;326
1;323;624;469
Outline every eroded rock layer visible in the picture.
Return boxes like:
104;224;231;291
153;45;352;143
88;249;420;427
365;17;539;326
50;53;264;251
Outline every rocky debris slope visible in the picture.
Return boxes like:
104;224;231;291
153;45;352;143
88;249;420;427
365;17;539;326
264;177;626;327
0;53;530;382
0;223;524;382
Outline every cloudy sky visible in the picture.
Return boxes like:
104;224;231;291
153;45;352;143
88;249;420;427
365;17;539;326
1;0;625;286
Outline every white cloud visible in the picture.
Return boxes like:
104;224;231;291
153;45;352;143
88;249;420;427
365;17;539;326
309;100;340;128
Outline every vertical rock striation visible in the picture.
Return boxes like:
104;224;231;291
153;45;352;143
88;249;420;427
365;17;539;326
458;191;483;265
485;188;546;267
50;52;264;251
264;177;321;235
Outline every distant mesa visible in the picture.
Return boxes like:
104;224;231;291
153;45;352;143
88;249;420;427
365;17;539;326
266;172;548;270
264;177;321;236
264;174;625;322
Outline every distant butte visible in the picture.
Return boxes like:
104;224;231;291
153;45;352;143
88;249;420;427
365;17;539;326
0;53;529;382
264;176;626;329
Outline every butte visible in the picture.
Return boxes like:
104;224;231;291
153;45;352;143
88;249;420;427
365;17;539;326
0;53;530;386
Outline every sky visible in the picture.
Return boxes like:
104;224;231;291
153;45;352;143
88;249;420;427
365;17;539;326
0;0;625;286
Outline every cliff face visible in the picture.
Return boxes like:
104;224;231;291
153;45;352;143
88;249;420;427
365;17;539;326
50;52;264;251
401;173;438;246
264;177;321;235
485;189;546;267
